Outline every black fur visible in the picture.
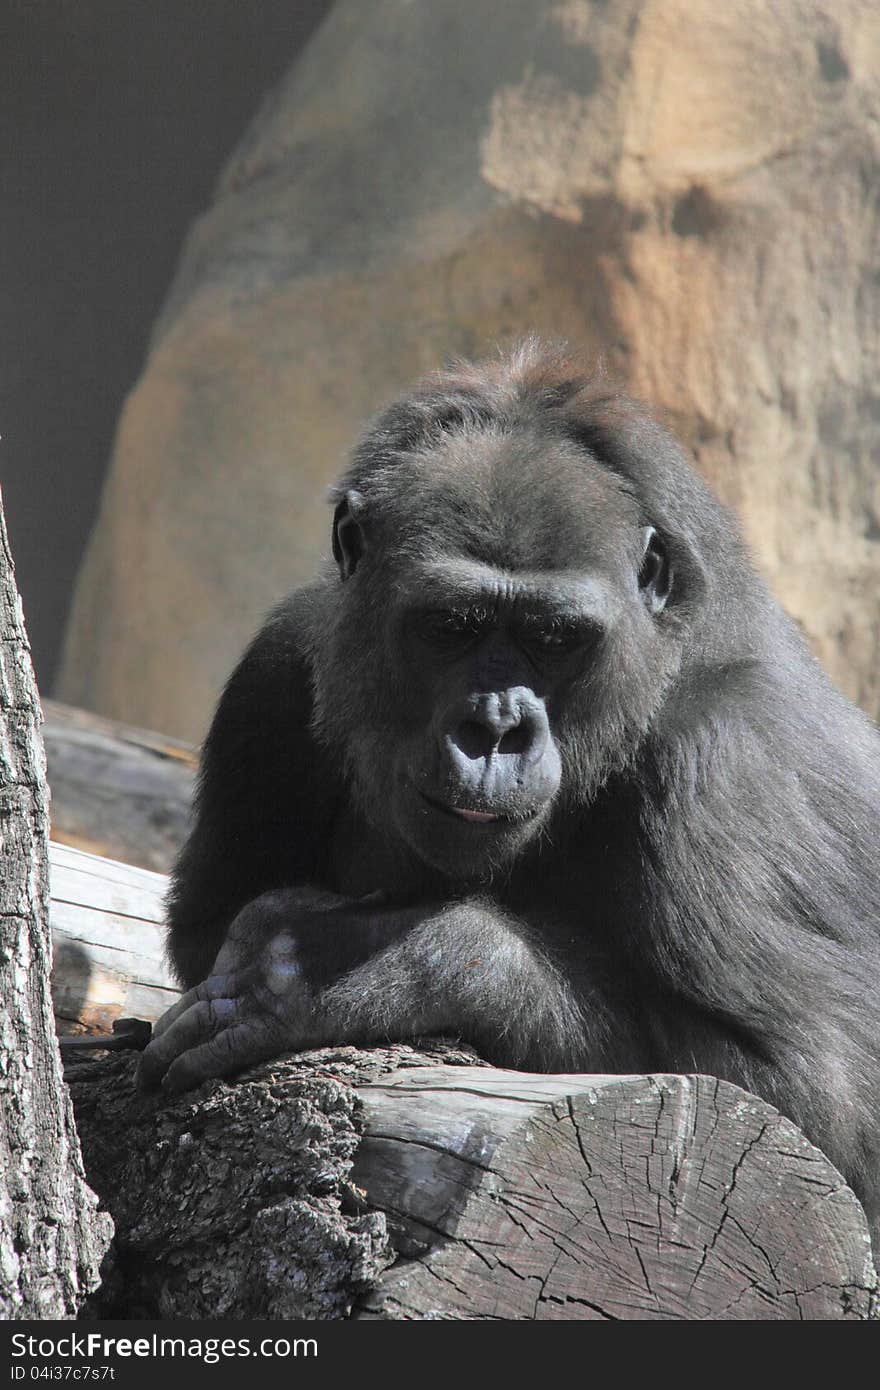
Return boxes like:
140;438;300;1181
146;341;880;1233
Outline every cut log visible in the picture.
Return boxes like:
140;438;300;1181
43;698;195;873
49;841;179;1034
66;1047;878;1320
354;1066;878;1320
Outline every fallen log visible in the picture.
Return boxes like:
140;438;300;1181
43;698;195;873
49;841;179;1034
353;1064;878;1320
53;846;878;1318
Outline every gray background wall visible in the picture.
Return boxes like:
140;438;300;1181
0;0;331;690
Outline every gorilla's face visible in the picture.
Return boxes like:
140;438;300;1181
322;424;681;882
386;558;611;874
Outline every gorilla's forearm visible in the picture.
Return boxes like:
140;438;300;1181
139;890;589;1091
317;899;590;1069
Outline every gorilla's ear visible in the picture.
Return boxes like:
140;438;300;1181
332;491;366;580
638;526;672;614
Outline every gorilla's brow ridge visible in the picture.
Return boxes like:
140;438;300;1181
395;557;619;619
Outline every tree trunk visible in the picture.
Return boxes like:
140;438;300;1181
0;488;112;1318
67;1046;878;1320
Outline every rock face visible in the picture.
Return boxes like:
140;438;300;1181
58;0;880;741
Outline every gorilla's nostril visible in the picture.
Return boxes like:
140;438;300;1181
456;720;495;760
498;723;530;755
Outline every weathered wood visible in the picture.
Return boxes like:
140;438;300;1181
49;841;179;1034
0;488;112;1318
354;1066;878;1320
65;1046;461;1318
43;698;195;873
67;1047;878;1320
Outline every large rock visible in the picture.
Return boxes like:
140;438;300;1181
58;0;880;741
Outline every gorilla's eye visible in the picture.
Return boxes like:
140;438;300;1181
523;619;591;656
418;608;487;647
531;625;572;649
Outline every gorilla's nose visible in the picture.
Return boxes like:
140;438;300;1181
447;690;550;765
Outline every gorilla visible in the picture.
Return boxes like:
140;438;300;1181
139;340;880;1232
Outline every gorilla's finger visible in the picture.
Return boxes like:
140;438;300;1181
151;975;243;1041
137;996;239;1089
161;1022;280;1094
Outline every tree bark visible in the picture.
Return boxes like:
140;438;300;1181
0;488;112;1318
67;1047;878;1321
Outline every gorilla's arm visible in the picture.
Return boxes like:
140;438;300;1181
166;587;337;988
138;890;590;1092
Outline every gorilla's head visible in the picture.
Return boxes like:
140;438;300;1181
311;343;725;880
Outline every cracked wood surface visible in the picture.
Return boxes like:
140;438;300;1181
353;1067;877;1320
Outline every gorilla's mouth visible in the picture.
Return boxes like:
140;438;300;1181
420;790;502;823
418;790;532;825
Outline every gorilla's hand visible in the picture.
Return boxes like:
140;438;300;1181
137;886;402;1093
137;888;587;1091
